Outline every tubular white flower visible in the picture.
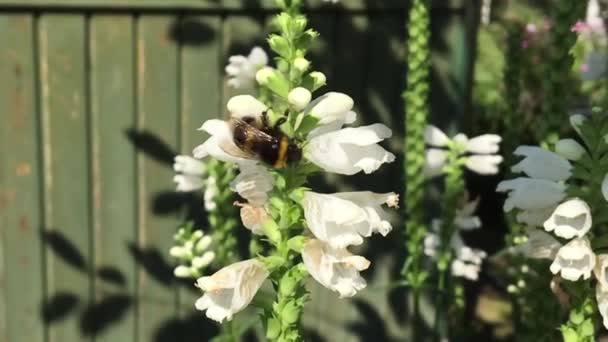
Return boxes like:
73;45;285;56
195;235;213;253
305;124;395;175
423;148;447;178
512;227;561;259
555;139;586;161
603;173;608;202
226;46;268;90
549;237;596;281
305;92;356;126
174;175;205;192
511;146;572;181
174;155;206;176
302;191;397;248
288;87;312;110
227;95;268;120
454;199;482;230
496;178;567;212
193;119;255;164
597;286;608;330
425;125;450;147
238;203;269;236
516;207;556;227
170;246;189;259
423;232;440;258
230;164;273;206
595;254;608;292
301;239;370;298
465;155;503;175
466;134;501;154
543;198;592;239
451;259;482;281
195;259;268;323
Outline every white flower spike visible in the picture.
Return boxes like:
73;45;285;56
496;178;567;212
305;124;395;175
226;46;268;90
543;198;592;240
195;259;268;323
549;237;596;281
302;239;370;298
302;191;397;248
511;146;572;182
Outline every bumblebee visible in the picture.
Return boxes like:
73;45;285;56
229;113;302;168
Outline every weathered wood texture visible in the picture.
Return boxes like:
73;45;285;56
0;2;474;341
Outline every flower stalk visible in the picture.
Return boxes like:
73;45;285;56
402;0;431;332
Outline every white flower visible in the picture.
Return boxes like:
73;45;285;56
603;173;608;202
550;237;596;281
204;176;218;211
301;92;356;130
193;119;253;164
302;191;397;248
174;175;205;192
195;259;268;323
511;227;562;260
230;164;273;206
293;57;310;72
454;199;482;230
425;125;450;147
423;149;447;178
288;87;312;110
597;286;608;330
544;198;592;239
496;178;567;212
170;246;190;259
451;246;486;281
423;232;440;258
424;125;502;176
174;155;206;176
302;239;370;298
516;207;555;227
195;235;213;253
595;254;608;292
511;146;572;181
173;155;206;192
226;46;268;90
305;124;395;175
465;155;503;175
555;139;586;161
237;203;269;236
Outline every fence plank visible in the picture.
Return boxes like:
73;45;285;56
136;14;180;342
0;13;45;342
89;14;137;341
38;13;91;342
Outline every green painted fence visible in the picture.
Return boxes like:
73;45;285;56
0;1;476;341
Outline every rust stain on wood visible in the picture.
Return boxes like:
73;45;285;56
19;215;29;232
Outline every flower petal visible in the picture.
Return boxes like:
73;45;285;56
424;125;450;147
466;134;501;154
511;146;572;181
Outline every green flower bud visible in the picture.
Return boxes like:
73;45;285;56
266;317;281;340
287;236;307;253
309;71;326;90
256;67;275;85
263;219;282;244
293;57;310;72
268;35;290;58
281;301;300;325
288;87;312;110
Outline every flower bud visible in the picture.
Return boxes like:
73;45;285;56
191;230;204;240
309;71;326;90
169;246;189;259
294;57;310;72
174;265;192;278
288;87;312;110
555;139;586;161
195;235;213;253
569;114;587;136
255;67;275;85
192;251;215;269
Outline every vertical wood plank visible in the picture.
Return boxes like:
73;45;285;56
38;13;91;342
0;13;45;342
89;14;137;341
136;14;180;342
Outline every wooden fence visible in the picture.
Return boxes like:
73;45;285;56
0;1;476;341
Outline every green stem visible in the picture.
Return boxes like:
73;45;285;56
401;1;431;337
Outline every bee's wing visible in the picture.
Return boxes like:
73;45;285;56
224;119;276;159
